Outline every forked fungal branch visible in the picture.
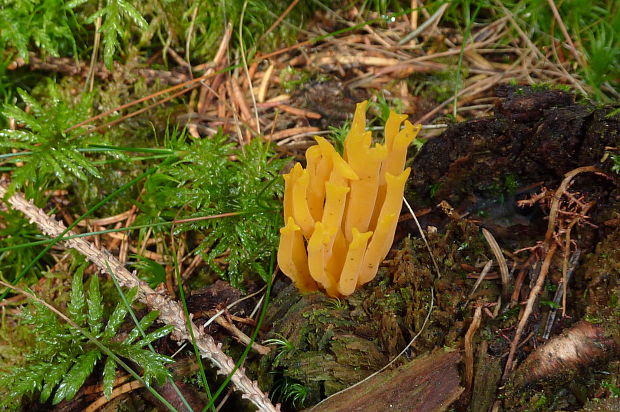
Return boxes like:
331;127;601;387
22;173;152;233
277;101;421;297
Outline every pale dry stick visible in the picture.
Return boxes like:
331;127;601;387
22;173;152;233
467;260;493;301
86;13;102;93
0;184;280;412
464;304;483;394
275;104;321;119
83;373;133;395
418;1;431;19
231;73;253;126
361;21;394;48
196;80;260;137
544;166;598;244
425;5;447;39
76;209;133;227
503;242;558;379
457;104;494;112
482;228;510;303
225;74;248;146
275;131;331;147
119;205;138;265
85;380;144;412
216;387;235;412
310;288;435;411
398;2;449;45
239;0;261;136
198;23;233;114
204;283;268;330
410;0;418;31
247;294;264;320
257;63;275;103
543;249;580;340
185;2;200;64
211;314;271;355
268;126;321;141
546;0;585;68
138;226;154;258
403;197;442;279
166;48;190;69
334;39;413;60
314;55;401;67
180;254;203;281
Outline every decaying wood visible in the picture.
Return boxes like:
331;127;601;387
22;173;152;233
309;350;463;412
513;321;619;387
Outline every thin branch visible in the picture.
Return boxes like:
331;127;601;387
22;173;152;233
0;183;279;412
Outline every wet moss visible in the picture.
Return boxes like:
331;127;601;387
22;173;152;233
258;219;493;404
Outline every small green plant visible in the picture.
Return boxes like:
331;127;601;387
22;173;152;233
611;153;620;174
327;297;348;310
326;121;350;155
271;377;309;408
601;379;620;398
0;263;173;408
0;0;80;62
132;254;167;288
139;129;287;288
279;67;313;94
71;0;148;69
429;182;442;198
263;334;295;367
539;299;561;309
371;94;405;125
0;81;101;195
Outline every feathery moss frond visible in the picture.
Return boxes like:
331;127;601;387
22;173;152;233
0;263;173;408
0;81;101;196
139;130;287;288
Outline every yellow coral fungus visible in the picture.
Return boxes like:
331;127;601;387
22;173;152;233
277;101;421;297
277;218;318;293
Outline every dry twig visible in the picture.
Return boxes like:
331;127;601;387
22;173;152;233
464;304;483;394
0;183;279;412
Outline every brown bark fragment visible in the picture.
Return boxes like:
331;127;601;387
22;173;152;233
309;350;463;412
